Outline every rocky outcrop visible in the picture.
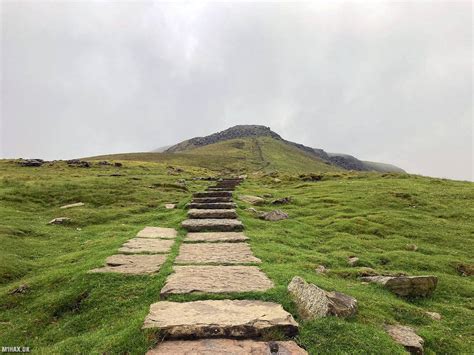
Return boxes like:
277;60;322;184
361;276;438;297
288;276;357;320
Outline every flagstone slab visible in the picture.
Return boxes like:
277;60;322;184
182;218;243;232
118;238;174;254
194;191;233;198
90;254;166;275
207;187;235;191
192;197;233;203
142;300;299;338
146;339;308;355
136;227;177;239
160;265;273;295
185;232;249;243
175;243;260;264
187;209;237;219
187;202;236;209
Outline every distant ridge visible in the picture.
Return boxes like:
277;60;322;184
162;125;405;173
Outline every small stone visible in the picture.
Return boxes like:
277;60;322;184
160;265;273;295
60;202;85;209
9;284;29;295
426;311;441;321
259;210;289;221
142;300;299;338
185;232;248;243
385;325;424;354
360;275;438;297
146;339;307;355
288;276;357;320
136;227;177;239
271;196;292;205
348;256;359;266
273;178;282;183
406;244;418;251
239;195;265;205
175;243;260;264
164;204;176;209
48;217;71;225
118;238;173;254
315;265;328;274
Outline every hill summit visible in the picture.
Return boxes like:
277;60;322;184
164;125;405;173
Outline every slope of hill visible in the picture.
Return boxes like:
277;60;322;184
163;125;405;173
0;159;472;353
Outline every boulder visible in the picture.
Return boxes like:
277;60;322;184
360;275;438;297
239;195;265;205
288;276;357;320
385;325;424;354
259;210;289;221
18;159;44;167
48;217;71;225
60;202;85;209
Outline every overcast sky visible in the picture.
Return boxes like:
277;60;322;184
1;1;472;181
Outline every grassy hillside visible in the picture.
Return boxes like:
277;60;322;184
87;137;340;174
0;160;472;354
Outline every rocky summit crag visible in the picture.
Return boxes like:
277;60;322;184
163;125;405;173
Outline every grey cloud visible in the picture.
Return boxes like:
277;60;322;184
1;1;472;180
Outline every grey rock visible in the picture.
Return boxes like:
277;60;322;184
136;227;177;239
48;217;72;225
185;232;248;243
60;202;85;209
288;276;357;320
192;197;233;203
260;210;289;221
175;243;260;264
194;191;233;198
360;275;438;297
385;325;424;354
272;197;292;205
239;195;265;205
348;256;359;266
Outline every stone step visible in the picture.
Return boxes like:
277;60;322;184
118;238;174;254
142;300;299;338
185;232;248;243
193;191;233;198
160;265;273;295
136;227;177;239
146;339;308;355
192;197;233;203
187;202;236;209
175;242;260;264
182;218;243;232
207;187;235;191
188;209;237;219
90;254;166;275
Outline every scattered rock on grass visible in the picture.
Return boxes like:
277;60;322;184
60;202;85;209
271;196;292;205
48;217;72;225
288;276;357;320
315;265;328;274
406;244;418;251
426;311;441;321
18;159;44;167
239;195;265;205
165;204;176;209
357;267;379;277
259;210;288;221
385;325;424;355
66;159;91;168
348;256;359;266
456;263;474;276
360;275;438;297
9;284;29;295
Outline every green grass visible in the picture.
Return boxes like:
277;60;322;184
0;157;473;354
87;137;340;175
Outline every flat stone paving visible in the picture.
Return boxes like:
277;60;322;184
142;300;299;338
182;218;243;232
187;208;237;219
160;265;273;295
136;227;177;239
185;232;248;243
119;238;174;254
194;191;233;198
187;202;237;209
192;197;233;203
175;243;261;264
90;254;166;275
146;339;308;355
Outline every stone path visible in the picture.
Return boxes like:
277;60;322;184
144;178;307;354
90;226;178;275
